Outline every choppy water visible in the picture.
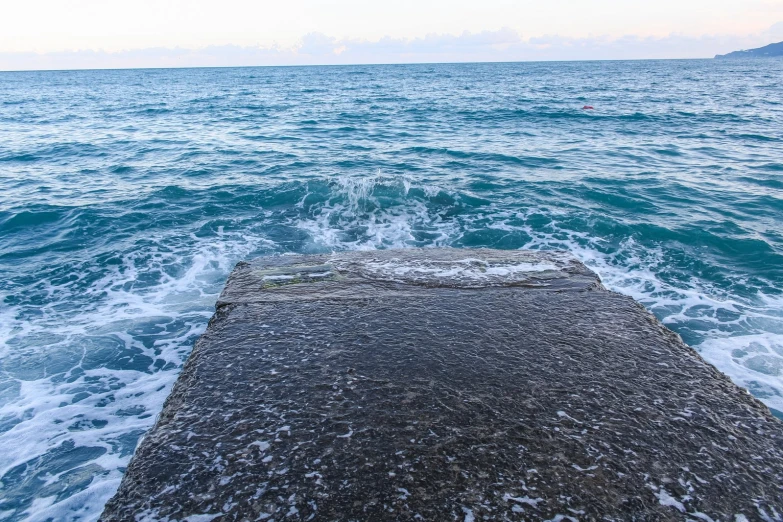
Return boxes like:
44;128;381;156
1;60;782;521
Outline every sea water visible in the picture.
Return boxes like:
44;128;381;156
1;60;782;521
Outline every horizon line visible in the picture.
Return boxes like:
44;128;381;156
0;56;731;74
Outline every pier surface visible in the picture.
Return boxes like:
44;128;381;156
101;249;783;521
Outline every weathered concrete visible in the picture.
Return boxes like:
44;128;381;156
101;249;783;521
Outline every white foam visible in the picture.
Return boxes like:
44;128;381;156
183;514;222;522
1;225;275;521
697;333;783;412
262;275;295;281
503;494;544;507
655;488;686;512
295;175;458;251
354;257;559;285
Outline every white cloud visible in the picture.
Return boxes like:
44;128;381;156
1;24;782;71
3;0;783;54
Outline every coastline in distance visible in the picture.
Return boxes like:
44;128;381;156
716;40;783;58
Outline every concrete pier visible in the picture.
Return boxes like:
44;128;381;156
101;249;783;521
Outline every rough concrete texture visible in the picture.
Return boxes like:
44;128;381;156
101;249;783;522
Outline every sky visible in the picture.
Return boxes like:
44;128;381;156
1;0;783;70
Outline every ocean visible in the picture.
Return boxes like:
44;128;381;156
1;59;782;521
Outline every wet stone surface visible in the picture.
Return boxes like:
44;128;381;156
101;249;783;521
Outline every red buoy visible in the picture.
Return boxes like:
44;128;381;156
582;106;594;110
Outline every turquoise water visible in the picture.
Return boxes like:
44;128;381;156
1;60;782;521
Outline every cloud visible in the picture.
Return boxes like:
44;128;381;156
1;25;782;71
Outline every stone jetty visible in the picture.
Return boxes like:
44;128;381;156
101;249;783;521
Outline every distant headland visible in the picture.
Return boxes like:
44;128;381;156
716;40;783;58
